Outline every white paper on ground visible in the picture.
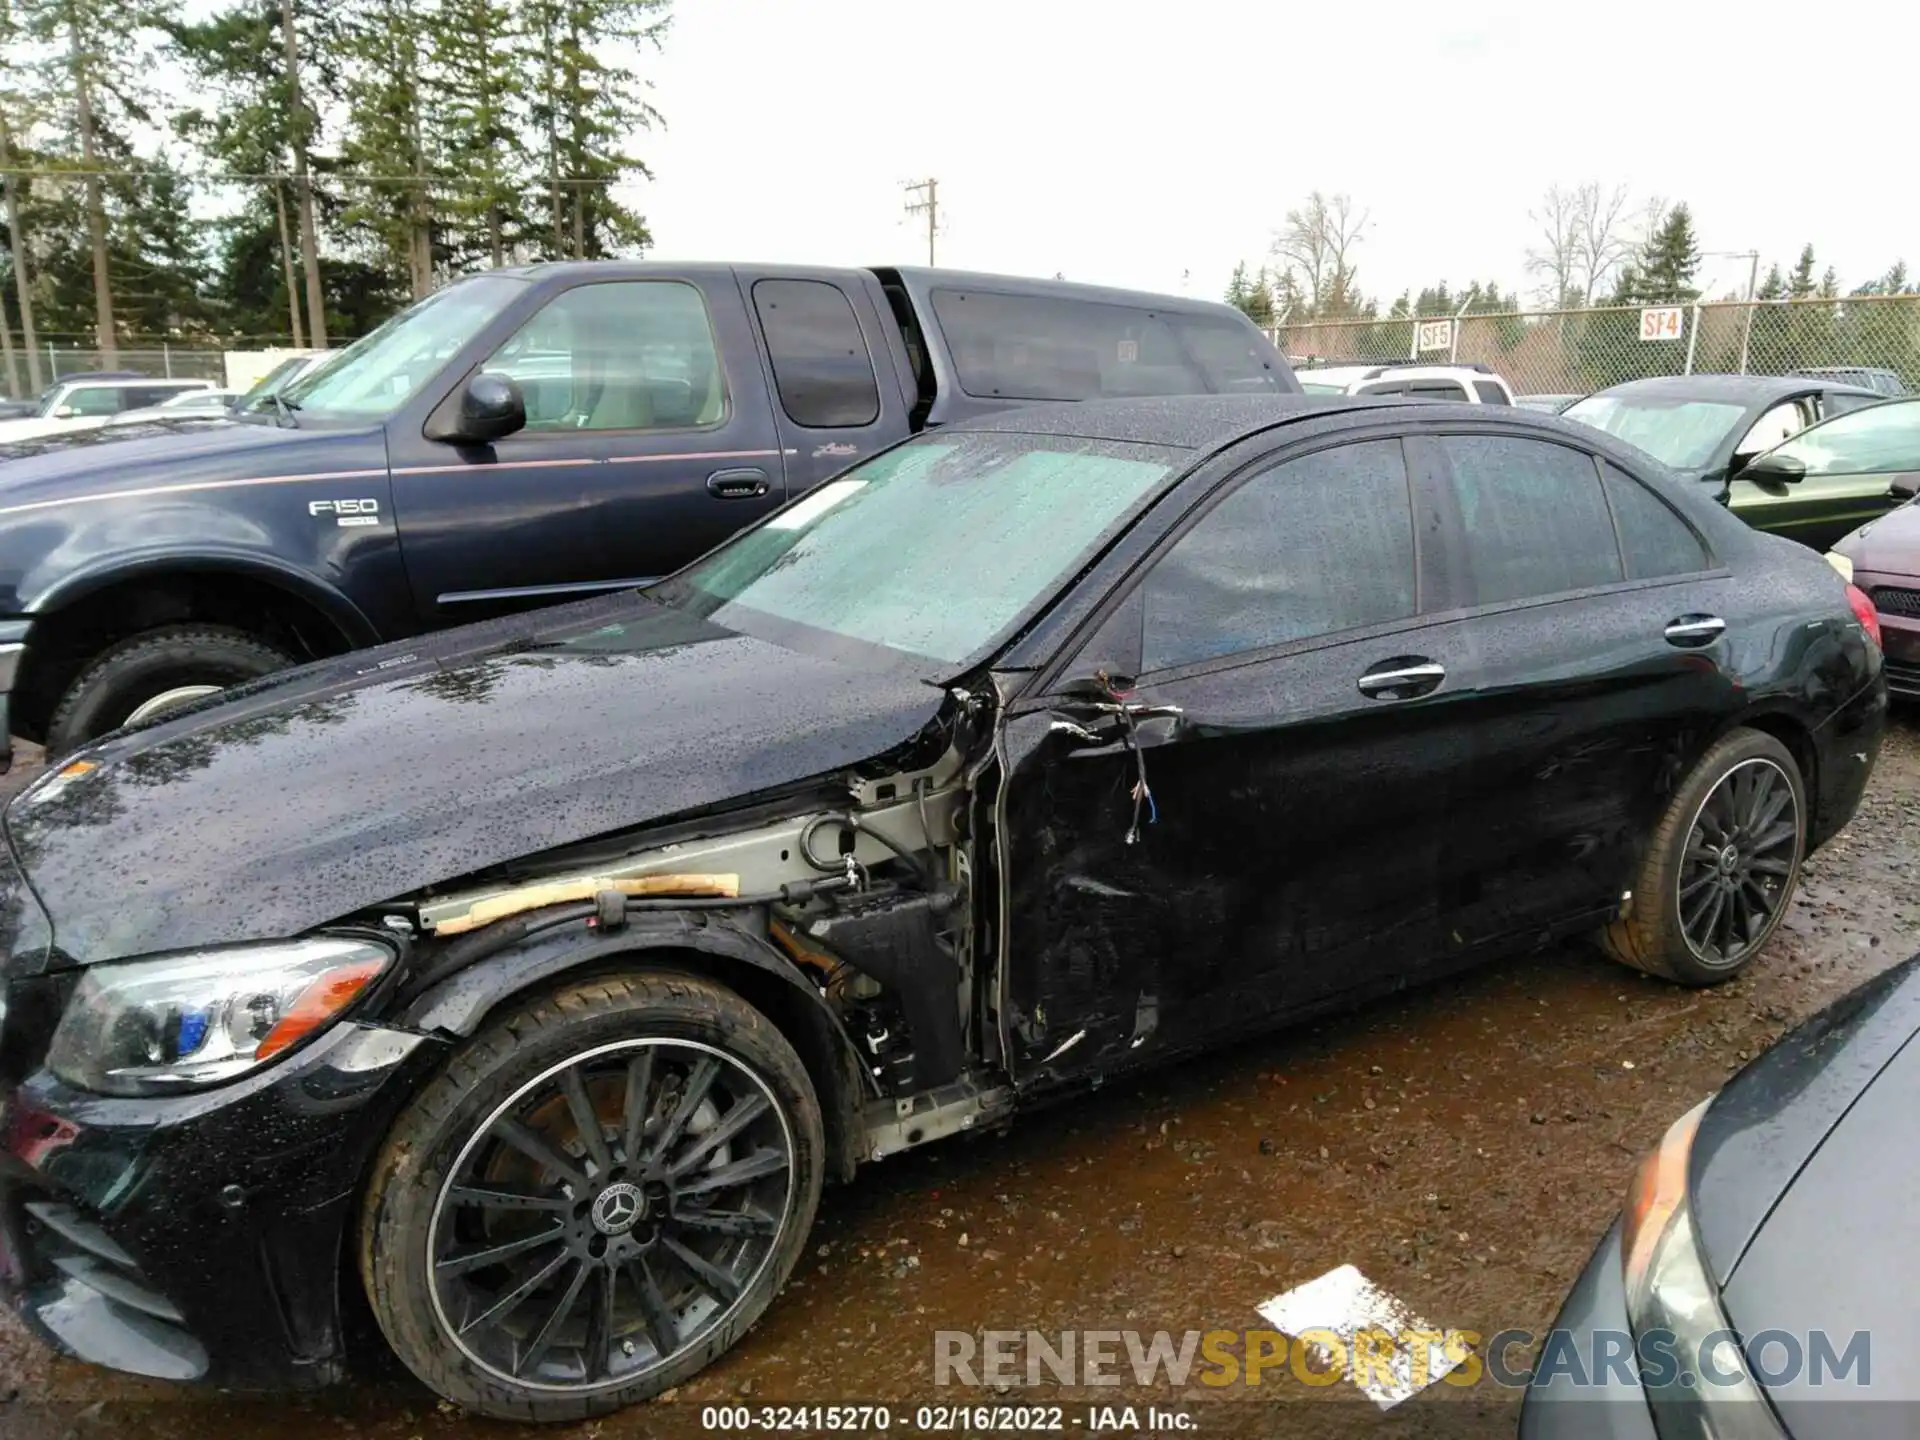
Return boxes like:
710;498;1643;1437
1255;1263;1464;1410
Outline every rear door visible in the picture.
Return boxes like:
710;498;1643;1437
1423;428;1742;952
386;271;787;626
739;271;913;492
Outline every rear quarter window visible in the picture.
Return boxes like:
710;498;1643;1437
928;288;1280;402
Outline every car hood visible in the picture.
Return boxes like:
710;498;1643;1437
1688;955;1920;1286
1718;1016;1920;1431
0;414;376;494
1832;498;1920;579
1;592;946;970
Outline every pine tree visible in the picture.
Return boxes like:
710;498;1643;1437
1756;264;1785;301
1787;244;1817;300
1244;268;1276;327
429;0;529;269
171;0;345;343
337;0;437;298
1224;261;1251;312
19;0;181;363
1623;203;1700;305
525;0;668;259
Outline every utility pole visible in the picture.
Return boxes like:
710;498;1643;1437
903;178;938;266
1737;248;1760;376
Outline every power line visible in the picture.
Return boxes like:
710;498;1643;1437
903;177;938;266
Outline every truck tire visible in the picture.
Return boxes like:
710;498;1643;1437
1598;727;1806;986
360;970;825;1423
46;624;295;753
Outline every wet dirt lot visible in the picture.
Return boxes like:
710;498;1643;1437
4;716;1918;1439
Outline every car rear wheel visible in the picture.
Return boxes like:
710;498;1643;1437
46;623;294;752
360;971;824;1422
1600;728;1806;985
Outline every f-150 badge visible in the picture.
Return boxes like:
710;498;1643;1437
309;498;381;527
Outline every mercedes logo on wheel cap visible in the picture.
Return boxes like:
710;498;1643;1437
591;1182;646;1236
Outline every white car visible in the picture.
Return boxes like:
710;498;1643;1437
0;377;218;443
1296;362;1517;404
106;388;245;426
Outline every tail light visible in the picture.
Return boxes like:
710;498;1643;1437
1845;583;1882;648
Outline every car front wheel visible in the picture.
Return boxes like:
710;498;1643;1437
1600;727;1806;985
360;971;824;1422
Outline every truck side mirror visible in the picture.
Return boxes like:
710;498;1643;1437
429;372;526;444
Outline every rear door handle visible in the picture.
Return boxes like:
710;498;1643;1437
707;467;770;499
1357;657;1446;700
1664;614;1726;647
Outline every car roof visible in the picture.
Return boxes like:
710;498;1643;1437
1588;373;1880;403
947;393;1573;451
482;260;1252;317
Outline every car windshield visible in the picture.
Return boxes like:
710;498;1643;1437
1562;394;1749;469
238;356;311;407
1761;398;1920;475
650;432;1178;668
280;275;527;418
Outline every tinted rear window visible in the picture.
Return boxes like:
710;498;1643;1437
929;288;1281;402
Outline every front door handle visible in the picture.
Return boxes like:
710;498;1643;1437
1664;614;1726;647
707;467;770;499
1357;657;1446;700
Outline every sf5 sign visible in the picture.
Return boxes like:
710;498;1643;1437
1639;306;1686;342
1416;319;1453;353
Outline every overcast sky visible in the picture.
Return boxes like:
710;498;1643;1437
639;0;1920;306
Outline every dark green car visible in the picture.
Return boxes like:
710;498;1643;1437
1564;374;1898;551
1734;397;1920;551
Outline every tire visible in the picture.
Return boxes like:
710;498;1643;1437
1599;727;1806;985
360;971;824;1423
46;624;294;752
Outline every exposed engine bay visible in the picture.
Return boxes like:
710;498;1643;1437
401;684;1013;1167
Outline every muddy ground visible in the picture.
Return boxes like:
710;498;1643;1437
4;716;1918;1439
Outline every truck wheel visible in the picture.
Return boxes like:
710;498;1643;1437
1598;728;1806;985
46;624;294;752
360;971;824;1423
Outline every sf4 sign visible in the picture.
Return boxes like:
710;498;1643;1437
1639;306;1686;342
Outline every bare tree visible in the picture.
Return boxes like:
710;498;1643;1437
1525;183;1582;308
1574;183;1636;304
1270;191;1368;319
1527;182;1637;309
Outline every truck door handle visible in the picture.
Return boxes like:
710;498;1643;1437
1664;614;1726;647
1357;658;1446;700
707;468;769;499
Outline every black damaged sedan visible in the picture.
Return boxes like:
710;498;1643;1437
0;395;1888;1420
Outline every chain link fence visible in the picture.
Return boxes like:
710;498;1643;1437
0;336;321;398
1276;296;1920;399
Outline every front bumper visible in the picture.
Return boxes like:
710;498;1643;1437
1854;574;1920;697
1519;1220;1661;1440
0;1016;447;1388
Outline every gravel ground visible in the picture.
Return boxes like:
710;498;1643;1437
3;715;1917;1439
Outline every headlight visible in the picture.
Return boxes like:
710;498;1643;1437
1622;1098;1785;1438
47;937;392;1096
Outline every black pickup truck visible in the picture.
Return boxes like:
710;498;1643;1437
0;262;1293;761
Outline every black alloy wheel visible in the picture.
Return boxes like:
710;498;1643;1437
1599;727;1806;986
427;1037;792;1390
363;973;823;1421
1675;756;1801;970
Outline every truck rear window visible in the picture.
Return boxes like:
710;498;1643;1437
928;289;1281;403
